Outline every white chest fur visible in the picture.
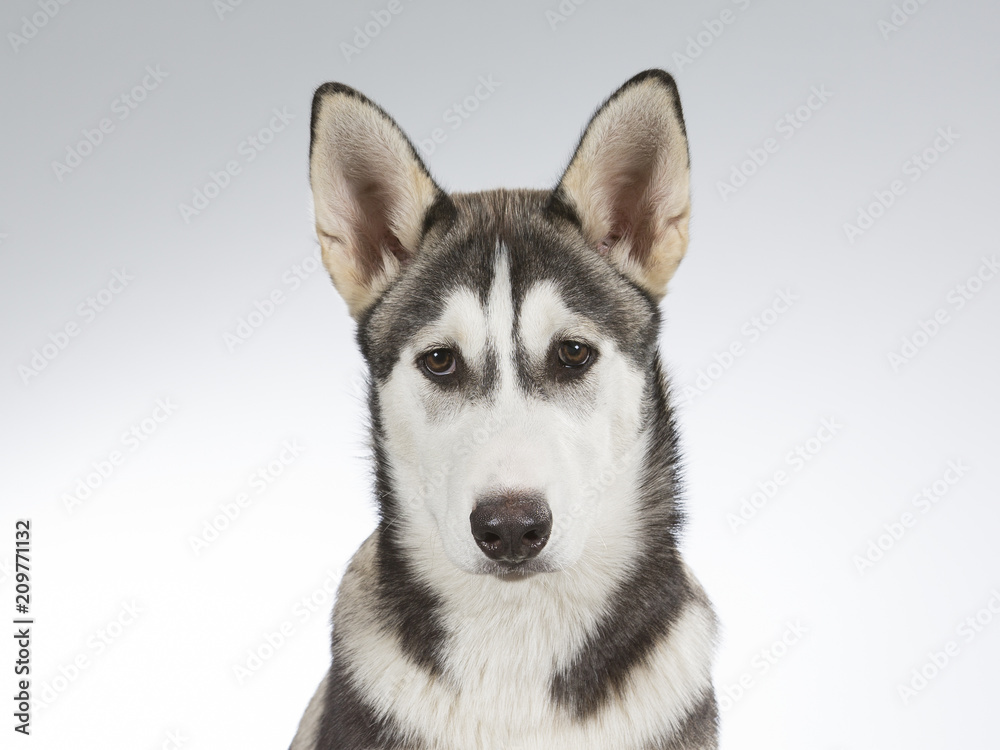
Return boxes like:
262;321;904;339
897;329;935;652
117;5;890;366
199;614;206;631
334;536;715;750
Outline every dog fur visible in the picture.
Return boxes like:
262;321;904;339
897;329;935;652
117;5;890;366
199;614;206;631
290;69;718;750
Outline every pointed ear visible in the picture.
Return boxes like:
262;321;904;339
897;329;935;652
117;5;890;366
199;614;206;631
551;70;691;300
309;83;452;318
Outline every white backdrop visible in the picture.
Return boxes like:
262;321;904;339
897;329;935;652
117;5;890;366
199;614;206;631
2;1;998;748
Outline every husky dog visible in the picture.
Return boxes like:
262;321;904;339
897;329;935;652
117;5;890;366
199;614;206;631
290;70;718;750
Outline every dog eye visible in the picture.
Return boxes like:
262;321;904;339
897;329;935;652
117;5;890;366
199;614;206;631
422;348;457;376
557;341;592;368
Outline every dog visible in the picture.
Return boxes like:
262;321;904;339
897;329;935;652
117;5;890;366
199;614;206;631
289;69;718;750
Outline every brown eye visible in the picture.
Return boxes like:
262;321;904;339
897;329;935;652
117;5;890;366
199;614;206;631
423;348;456;376
557;341;592;368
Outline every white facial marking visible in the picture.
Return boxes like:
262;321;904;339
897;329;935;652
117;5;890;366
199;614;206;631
519;280;597;358
414;286;488;364
378;245;650;578
486;249;517;379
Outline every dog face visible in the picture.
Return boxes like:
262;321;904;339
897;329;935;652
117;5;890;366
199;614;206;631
309;71;691;576
363;197;661;576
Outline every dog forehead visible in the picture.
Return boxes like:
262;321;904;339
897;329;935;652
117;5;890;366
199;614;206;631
358;189;658;379
428;271;583;354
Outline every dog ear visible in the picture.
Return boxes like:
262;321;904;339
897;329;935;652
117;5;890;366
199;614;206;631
309;83;451;318
551;70;691;300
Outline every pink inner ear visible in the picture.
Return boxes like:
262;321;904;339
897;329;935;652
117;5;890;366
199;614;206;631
383;233;409;265
593;162;655;262
350;179;411;279
597;232;621;255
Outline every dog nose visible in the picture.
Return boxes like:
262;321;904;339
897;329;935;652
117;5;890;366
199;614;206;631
470;494;552;563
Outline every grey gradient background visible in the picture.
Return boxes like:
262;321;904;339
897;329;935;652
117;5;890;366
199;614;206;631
2;0;999;747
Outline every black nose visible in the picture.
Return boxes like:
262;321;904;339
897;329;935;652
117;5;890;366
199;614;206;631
470;494;552;563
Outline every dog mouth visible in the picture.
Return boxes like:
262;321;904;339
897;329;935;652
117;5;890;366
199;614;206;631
478;557;556;578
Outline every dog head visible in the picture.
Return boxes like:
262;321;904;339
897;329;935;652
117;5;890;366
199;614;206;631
309;71;690;577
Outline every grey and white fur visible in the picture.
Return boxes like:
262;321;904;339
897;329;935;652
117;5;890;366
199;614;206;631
289;69;719;750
